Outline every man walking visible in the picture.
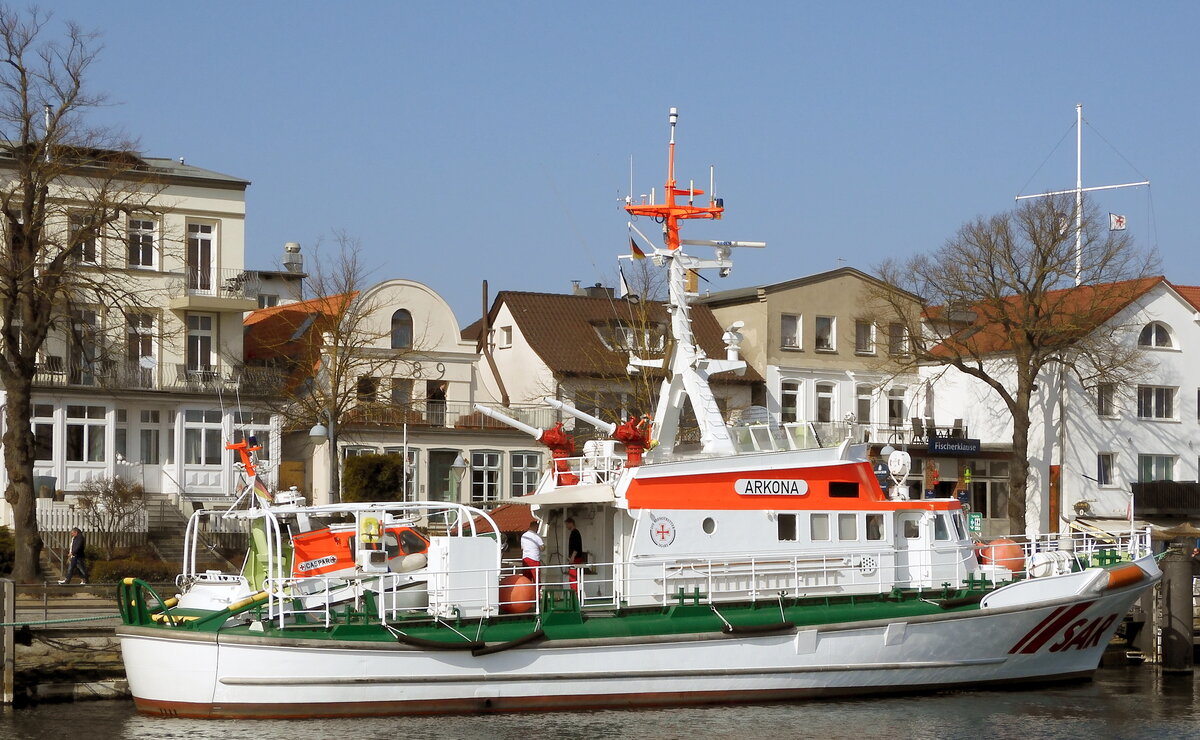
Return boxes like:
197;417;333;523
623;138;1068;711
59;527;88;585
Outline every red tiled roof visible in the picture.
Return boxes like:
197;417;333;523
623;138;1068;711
474;503;532;533
243;293;356;387
1170;283;1200;312
931;277;1163;357
474;291;761;383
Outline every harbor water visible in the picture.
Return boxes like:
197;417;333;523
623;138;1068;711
1;667;1197;740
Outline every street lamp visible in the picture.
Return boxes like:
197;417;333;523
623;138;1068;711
309;410;339;504
448;452;468;503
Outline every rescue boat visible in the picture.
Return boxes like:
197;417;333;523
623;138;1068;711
116;109;1161;719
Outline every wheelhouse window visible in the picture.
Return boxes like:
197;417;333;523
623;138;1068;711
810;513;830;541
1137;321;1172;348
814;316;835;351
1136;385;1174;419
780;314;801;349
838;513;856;540
777;513;797;541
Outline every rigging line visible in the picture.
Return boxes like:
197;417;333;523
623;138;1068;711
1084;120;1151;182
1015;119;1076;198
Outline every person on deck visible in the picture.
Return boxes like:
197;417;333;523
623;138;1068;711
566;517;585;592
520;520;544;585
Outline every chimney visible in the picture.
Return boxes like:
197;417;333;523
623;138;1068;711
282;242;303;273
570;280;583;295
584;282;614;299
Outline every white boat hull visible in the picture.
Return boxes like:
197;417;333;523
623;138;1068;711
118;569;1151;718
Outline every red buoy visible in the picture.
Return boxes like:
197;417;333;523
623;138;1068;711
499;574;536;614
977;538;1024;573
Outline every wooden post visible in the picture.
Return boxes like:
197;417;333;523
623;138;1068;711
1160;542;1194;673
1;579;13;704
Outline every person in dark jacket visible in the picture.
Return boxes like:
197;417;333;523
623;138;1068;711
59;527;88;585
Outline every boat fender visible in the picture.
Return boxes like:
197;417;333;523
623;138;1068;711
392;632;486;651
721;620;795;635
1106;564;1145;591
471;629;547;657
938;593;986;609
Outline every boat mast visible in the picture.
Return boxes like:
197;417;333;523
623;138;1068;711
624;108;757;457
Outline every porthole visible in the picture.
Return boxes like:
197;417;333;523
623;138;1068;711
702;517;716;535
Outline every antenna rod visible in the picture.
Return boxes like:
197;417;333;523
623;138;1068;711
710;165;715;206
1075;103;1082;285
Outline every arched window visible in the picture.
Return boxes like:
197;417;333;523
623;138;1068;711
1137;321;1172;348
391;309;413;349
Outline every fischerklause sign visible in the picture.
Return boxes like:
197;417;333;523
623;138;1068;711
928;435;981;455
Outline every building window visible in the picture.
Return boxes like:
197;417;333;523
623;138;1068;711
69;213;98;264
1137;321;1172;348
33;404;54;462
510;451;541;496
233;411;273;462
183;409;222;465
128;218;156;268
854;321;875;354
1138;454;1174;482
498;325;513;349
257;294;279;309
781;380;801;423
815;382;835;423
887;387;906;426
856;385;873;425
1136;385;1174;419
66;405;106;462
1097;383;1115;417
470;450;501;503
384;446;420;500
1097;453;1115;486
780;314;801;349
966;459;1010;520
127;313;155;388
139;410;161;465
357;376;379;402
888;323;908;355
186;222;214;291
343;446;376;458
391;309;413;349
391;378;413;405
814;316;835;351
186;314;214;371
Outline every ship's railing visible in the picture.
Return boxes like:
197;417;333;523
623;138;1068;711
542;450;626;488
218;524;1155;627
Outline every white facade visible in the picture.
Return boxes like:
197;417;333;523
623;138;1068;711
923;280;1200;535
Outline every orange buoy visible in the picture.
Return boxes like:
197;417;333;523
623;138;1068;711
977;538;1025;573
499;574;536;614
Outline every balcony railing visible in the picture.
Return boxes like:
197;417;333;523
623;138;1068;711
169;267;260;300
33;358;287;395
345;401;562;432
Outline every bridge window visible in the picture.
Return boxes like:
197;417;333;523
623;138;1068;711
829;481;859;498
838;513;856;540
777;513;797;541
866;514;884;540
810;513;830;541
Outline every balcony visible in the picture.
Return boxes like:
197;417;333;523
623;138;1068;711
344;401;561;432
33;358;286;396
168;267;259;312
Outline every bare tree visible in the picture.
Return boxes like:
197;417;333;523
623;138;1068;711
244;235;426;503
874;195;1157;534
76;476;145;560
0;7;164;581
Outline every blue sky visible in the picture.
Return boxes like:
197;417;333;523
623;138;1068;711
42;1;1200;325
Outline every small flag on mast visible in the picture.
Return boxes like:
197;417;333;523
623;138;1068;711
618;266;631;299
629;237;646;259
1109;213;1127;231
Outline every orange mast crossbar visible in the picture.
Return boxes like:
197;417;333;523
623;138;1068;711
624;107;723;250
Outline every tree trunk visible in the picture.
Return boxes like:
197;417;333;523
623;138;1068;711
1007;401;1032;537
2;375;43;582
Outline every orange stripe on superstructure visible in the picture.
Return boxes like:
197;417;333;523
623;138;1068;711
624;461;959;511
